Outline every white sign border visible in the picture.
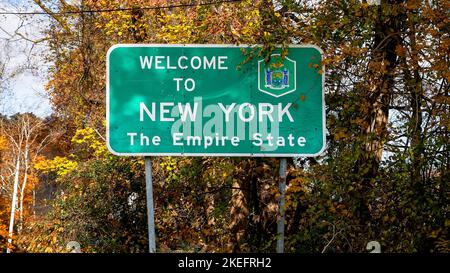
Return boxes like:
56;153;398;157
106;44;326;157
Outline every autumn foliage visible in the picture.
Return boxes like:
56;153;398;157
0;0;448;253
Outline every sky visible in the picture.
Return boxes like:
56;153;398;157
0;0;52;117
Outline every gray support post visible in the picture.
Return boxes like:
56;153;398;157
277;158;287;253
145;156;156;253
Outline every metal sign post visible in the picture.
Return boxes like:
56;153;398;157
277;158;287;253
144;156;156;253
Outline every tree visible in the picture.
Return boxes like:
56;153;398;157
277;0;449;252
0;113;51;252
8;0;448;253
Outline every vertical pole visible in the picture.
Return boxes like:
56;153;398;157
145;156;156;253
277;158;287;253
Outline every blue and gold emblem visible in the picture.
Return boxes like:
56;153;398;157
258;54;296;98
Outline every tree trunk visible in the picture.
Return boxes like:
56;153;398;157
7;156;21;253
19;145;29;231
248;159;262;250
407;13;424;191
357;0;403;226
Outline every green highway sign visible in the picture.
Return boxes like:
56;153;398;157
107;44;325;157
